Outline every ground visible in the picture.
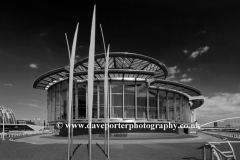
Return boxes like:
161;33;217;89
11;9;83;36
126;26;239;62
0;133;239;160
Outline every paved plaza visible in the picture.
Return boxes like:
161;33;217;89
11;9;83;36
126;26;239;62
0;133;240;160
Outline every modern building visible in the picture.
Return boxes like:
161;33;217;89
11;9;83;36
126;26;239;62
33;52;204;136
0;106;16;124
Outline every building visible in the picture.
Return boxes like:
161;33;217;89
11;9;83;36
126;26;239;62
0;106;16;124
33;52;204;136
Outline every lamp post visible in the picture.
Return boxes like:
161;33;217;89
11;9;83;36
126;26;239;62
0;106;6;140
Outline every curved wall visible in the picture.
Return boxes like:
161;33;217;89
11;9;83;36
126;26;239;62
47;79;191;124
0;106;16;124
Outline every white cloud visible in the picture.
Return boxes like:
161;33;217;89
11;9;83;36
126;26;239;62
29;63;38;69
181;74;187;78
17;102;44;108
4;83;13;87
197;93;240;124
187;68;191;72
190;46;209;58
167;66;180;80
180;78;193;83
183;50;189;54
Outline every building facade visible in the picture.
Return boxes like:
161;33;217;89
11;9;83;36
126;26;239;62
33;52;204;136
0;106;16;124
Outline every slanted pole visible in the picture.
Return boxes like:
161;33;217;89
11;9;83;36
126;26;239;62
67;23;79;160
100;23;108;153
87;5;96;160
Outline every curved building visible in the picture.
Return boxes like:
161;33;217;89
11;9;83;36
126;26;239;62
0;106;16;124
33;52;204;136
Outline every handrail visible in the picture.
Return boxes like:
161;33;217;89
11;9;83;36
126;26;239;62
207;141;238;160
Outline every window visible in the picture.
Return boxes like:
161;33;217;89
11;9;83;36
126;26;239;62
168;92;174;120
159;90;167;119
111;81;123;118
149;89;157;119
77;84;86;119
51;86;55;121
56;83;60;120
61;81;68;120
136;82;147;118
175;94;180;121
124;82;135;118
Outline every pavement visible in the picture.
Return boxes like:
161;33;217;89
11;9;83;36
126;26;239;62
0;133;239;160
13;132;223;145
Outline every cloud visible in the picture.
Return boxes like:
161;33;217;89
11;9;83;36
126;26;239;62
4;83;13;87
167;66;180;80
181;74;187;78
38;31;48;37
183;50;189;54
26;99;40;102
197;93;240;124
17;102;44;108
197;30;206;35
29;63;38;69
190;46;209;58
180;78;193;83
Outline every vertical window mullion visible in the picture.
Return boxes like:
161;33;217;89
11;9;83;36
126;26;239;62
97;84;99;119
147;86;149;119
166;91;169;120
110;83;112;119
135;83;137;119
86;85;88;119
180;95;182;122
174;93;176;121
59;82;62;120
157;90;159;119
123;83;125;118
75;83;78;120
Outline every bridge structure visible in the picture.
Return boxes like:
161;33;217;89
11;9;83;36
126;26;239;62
199;117;240;130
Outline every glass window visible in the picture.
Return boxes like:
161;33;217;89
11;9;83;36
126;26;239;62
111;81;123;118
92;84;98;118
182;97;186;122
168;92;174;120
159;90;167;119
51;86;55;121
175;94;180;121
77;83;86;119
61;81;68;120
136;82;147;118
56;83;60;120
149;89;157;119
99;85;104;118
124;82;135;118
47;90;51;122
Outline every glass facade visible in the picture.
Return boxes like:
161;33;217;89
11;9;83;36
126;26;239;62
47;80;191;123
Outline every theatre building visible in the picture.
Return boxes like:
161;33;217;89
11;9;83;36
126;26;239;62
33;52;204;136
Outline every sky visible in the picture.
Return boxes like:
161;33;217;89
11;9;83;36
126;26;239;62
0;0;240;125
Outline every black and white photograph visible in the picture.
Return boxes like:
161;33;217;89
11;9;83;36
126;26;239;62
1;0;240;159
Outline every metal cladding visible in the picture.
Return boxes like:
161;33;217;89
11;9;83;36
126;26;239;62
33;52;168;90
33;52;204;109
0;106;16;124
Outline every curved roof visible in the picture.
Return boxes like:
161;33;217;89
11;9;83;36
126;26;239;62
191;99;204;109
33;67;69;90
150;79;203;97
33;52;169;90
73;52;168;79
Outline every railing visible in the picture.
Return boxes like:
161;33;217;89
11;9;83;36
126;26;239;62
1;130;51;139
199;141;240;160
202;131;240;139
